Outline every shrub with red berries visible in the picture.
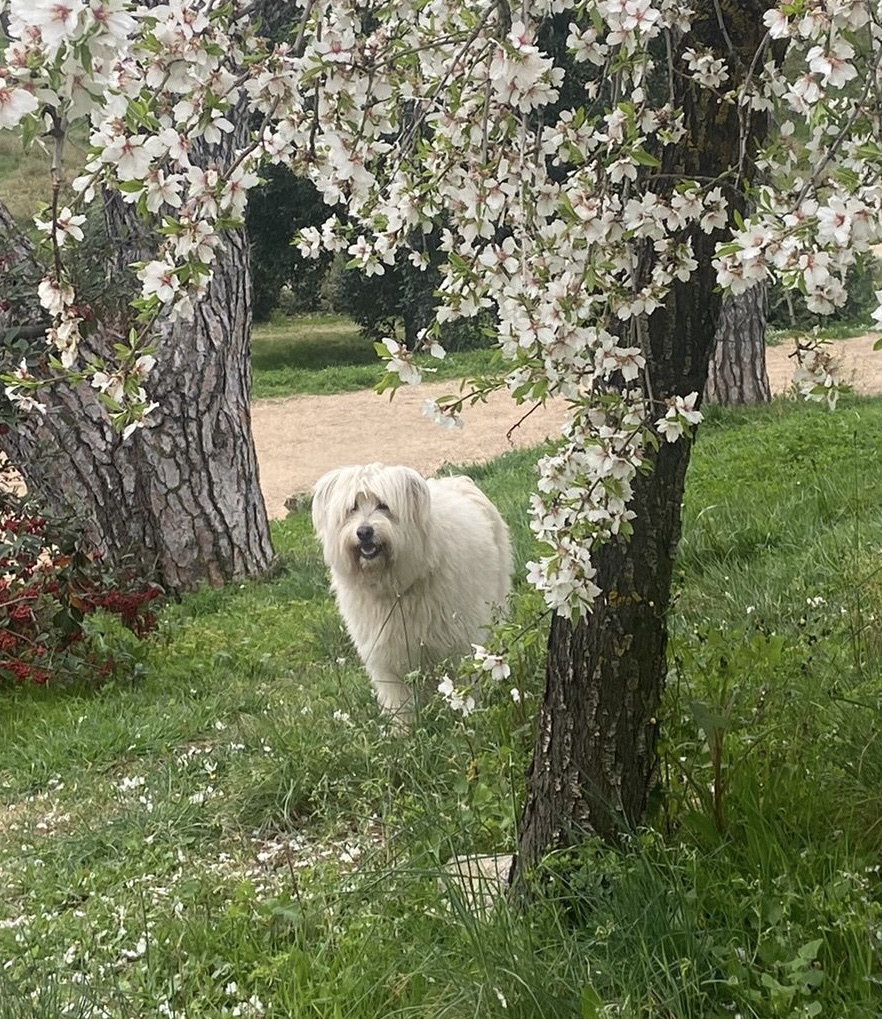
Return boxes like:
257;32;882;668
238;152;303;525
1;467;163;687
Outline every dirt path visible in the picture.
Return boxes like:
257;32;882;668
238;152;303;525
252;332;882;519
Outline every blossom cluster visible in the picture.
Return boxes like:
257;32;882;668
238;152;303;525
437;644;516;717
2;0;882;620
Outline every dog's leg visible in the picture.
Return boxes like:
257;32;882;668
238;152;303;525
371;673;417;725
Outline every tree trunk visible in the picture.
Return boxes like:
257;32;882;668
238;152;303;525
515;1;777;875
0;145;274;594
704;284;771;405
516;276;710;864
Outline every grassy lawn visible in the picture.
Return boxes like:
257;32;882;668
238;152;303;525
250;315;498;399
0;132;88;224
766;321;879;345
0;135;52;223
2;396;882;1017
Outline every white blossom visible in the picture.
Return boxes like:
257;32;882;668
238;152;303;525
10;0;85;56
136;260;181;303
656;392;703;444
422;400;462;430
437;675;476;717
382;338;421;386
472;645;511;682
34;207;87;248
807;39;858;88
762;9;791;39
0;79;38;128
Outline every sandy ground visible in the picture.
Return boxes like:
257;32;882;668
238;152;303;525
252;332;882;520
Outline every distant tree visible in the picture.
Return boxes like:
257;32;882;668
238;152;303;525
246;167;462;345
704;286;771;406
328;253;438;349
328;246;497;352
246;168;330;321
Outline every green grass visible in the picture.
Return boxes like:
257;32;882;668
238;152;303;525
0;131;88;224
677;397;882;628
0;134;52;223
2;397;882;1017
766;321;878;345
250;314;498;399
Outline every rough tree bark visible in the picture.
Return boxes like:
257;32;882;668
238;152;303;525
515;1;777;875
704;284;771;405
0;131;274;593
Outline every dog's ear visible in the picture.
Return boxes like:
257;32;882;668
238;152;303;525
311;468;342;538
400;468;431;530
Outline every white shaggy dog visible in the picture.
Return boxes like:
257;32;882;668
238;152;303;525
311;463;513;719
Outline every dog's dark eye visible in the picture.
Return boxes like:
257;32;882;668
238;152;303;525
377;501;389;512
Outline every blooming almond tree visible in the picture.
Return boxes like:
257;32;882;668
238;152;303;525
2;0;881;867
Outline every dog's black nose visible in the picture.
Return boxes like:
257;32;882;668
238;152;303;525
356;525;374;543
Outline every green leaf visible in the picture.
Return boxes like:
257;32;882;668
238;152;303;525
760;972;795;1000
580;985;603;1019
690;700;729;735
630;147;660;168
448;250;472;274
375;373;401;396
831;166;860;190
116;180;147;194
795;939;823;963
125;99;160;131
854;141;882;162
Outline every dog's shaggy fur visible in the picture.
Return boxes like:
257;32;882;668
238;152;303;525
311;463;513;719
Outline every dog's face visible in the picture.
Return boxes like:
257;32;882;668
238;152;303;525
343;487;396;571
312;464;430;582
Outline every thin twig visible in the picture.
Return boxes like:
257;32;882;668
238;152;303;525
505;399;545;443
